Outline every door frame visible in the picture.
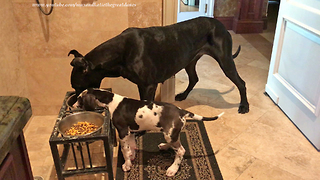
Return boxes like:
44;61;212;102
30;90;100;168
159;0;178;102
163;0;178;25
161;0;215;102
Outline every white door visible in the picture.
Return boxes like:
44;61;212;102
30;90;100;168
177;0;214;22
265;0;320;150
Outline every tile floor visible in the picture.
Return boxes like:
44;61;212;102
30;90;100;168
23;4;320;180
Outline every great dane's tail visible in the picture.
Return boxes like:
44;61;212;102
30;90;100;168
185;112;224;121
232;46;241;59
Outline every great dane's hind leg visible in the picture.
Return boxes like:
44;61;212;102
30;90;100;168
219;57;249;114
175;59;199;101
207;25;249;113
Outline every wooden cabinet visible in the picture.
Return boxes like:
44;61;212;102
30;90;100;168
0;154;16;180
233;0;265;33
0;96;33;180
0;133;33;180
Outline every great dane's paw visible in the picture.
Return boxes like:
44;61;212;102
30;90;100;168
122;161;132;172
175;93;187;101
166;165;179;177
158;143;170;150
238;103;249;114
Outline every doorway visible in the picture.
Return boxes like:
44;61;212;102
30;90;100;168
177;0;214;22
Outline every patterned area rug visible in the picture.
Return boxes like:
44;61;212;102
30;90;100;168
116;120;223;180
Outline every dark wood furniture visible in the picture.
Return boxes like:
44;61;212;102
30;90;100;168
233;0;265;33
0;96;33;180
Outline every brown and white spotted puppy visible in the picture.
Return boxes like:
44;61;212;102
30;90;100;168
74;88;224;177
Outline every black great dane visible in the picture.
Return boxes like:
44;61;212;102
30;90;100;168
68;17;249;114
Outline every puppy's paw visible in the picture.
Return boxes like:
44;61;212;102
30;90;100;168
122;161;132;172
158;143;170;150
166;165;179;177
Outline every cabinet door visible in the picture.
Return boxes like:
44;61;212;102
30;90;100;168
0;154;18;180
0;133;33;180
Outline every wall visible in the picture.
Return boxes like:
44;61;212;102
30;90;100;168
214;0;269;30
214;0;268;17
5;0;162;115
214;0;238;17
2;0;269;115
0;0;28;97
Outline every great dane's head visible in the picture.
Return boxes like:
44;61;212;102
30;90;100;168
68;50;104;97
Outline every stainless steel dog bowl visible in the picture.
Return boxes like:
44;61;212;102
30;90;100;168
66;93;77;110
58;111;104;137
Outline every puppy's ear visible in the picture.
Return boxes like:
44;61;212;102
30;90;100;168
95;99;107;108
68;50;83;57
82;93;97;111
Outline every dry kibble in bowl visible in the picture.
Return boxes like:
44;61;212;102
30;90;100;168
65;121;98;136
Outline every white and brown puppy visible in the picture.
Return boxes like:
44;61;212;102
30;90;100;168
74;88;224;177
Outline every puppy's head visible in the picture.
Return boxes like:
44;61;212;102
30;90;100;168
74;89;108;111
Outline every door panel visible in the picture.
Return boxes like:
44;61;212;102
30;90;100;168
278;21;320;109
266;0;320;150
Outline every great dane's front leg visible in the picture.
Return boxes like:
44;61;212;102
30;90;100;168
120;134;133;171
138;84;158;101
175;57;200;101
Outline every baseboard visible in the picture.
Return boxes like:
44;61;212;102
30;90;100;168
233;18;264;34
215;16;234;30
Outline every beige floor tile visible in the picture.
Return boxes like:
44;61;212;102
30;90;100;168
195;105;264;151
237;159;302;180
247;58;270;70
248;91;277;111
215;146;256;178
229;121;320;180
260;32;276;43
257;107;301;136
